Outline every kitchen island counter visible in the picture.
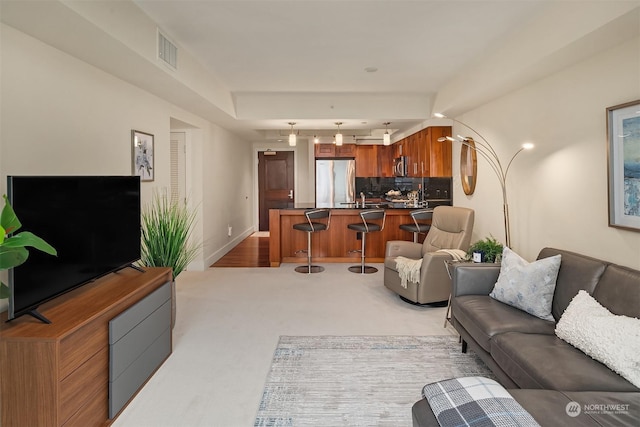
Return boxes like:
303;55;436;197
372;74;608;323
270;201;433;210
269;208;430;267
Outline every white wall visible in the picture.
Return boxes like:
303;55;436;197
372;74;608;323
451;36;640;269
0;23;254;274
200;123;254;267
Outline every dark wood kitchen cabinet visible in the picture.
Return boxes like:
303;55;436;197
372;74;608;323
314;144;335;158
348;126;451;178
314;143;356;158
355;145;379;177
335;144;356;158
406;132;420;177
419;126;452;177
378;145;394;177
392;126;452;177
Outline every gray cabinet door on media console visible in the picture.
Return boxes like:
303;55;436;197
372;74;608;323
109;280;172;418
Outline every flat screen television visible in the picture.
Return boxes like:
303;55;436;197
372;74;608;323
6;176;142;323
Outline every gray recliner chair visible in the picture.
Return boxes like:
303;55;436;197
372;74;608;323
384;206;475;304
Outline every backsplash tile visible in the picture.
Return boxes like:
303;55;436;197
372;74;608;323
356;177;452;200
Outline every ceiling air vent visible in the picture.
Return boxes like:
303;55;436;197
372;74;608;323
158;30;177;70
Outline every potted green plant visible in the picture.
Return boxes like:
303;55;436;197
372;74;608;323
139;191;200;328
467;235;504;263
1;195;57;299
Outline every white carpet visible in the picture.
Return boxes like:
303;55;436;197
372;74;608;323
255;335;494;426
112;264;458;426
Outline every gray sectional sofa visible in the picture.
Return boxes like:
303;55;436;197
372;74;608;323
412;247;640;426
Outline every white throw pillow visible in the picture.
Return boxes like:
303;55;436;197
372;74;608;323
556;290;640;388
489;247;561;321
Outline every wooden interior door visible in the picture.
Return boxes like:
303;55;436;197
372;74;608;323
258;151;294;231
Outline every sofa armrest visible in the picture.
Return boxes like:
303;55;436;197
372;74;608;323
385;240;423;259
452;264;501;296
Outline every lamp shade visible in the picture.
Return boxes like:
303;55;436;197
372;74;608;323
287;122;296;146
382;122;391;146
334;122;343;146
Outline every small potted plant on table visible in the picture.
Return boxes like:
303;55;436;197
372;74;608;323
467;236;504;263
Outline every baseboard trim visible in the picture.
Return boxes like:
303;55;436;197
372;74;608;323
205;227;255;267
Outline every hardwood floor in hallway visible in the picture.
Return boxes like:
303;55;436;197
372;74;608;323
211;233;270;267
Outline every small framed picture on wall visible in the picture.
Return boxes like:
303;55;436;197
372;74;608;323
132;130;154;182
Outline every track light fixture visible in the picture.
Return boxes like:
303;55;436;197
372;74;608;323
334;122;343;146
383;122;391;146
288;122;297;146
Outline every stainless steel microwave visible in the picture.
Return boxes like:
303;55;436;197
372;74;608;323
393;156;407;177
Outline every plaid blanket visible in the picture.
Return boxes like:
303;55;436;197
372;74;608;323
422;377;540;427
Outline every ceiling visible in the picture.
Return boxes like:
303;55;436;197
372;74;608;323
2;0;639;143
134;0;543;141
135;0;542;94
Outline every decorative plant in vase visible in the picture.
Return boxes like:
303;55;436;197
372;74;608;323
1;195;57;299
140;191;200;328
467;235;504;263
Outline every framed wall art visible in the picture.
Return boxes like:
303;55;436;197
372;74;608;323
606;100;640;231
132;130;154;182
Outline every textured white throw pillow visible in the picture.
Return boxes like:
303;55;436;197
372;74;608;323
489;247;561;321
556;290;640;388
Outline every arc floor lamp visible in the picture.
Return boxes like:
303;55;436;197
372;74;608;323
434;113;534;248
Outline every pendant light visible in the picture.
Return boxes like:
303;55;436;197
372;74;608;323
288;122;297;146
335;122;343;146
383;122;391;146
313;135;319;144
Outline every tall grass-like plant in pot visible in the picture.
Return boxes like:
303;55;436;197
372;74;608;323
140;192;200;328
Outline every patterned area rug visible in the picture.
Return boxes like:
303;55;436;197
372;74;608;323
254;335;495;426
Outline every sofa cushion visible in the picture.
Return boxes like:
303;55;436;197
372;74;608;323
556;290;640;388
491;332;639;392
537;248;608;321
507;390;586;426
452;296;555;353
510;390;640;427
490;247;561;321
593;264;640;318
556;391;640;426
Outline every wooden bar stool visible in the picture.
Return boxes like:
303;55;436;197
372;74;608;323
347;209;386;274
293;208;331;273
399;208;433;242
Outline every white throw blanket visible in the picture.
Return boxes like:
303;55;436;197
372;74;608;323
436;249;468;261
395;249;468;289
395;256;422;289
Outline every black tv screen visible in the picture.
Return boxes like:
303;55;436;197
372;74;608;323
7;176;141;322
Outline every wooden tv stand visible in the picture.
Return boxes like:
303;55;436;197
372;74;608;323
0;266;173;427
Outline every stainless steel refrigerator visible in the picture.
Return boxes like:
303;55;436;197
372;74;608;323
315;159;356;207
